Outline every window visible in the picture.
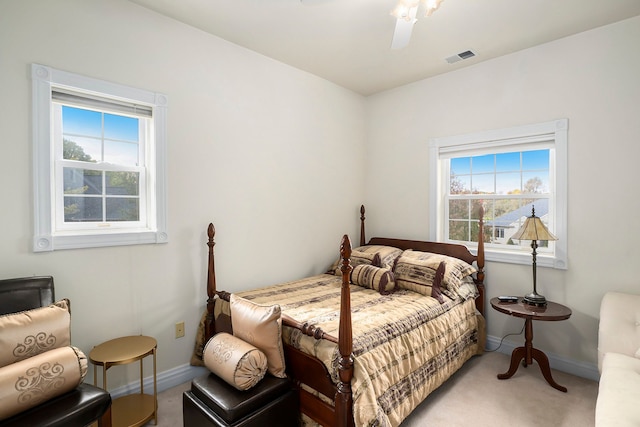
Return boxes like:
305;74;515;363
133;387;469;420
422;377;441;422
429;120;567;269
32;64;168;251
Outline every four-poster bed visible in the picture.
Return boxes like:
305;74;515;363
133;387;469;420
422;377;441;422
198;205;486;427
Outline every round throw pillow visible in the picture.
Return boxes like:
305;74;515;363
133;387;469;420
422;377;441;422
203;332;268;391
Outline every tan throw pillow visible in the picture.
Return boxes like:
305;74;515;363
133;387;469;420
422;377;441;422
332;250;381;276
0;299;71;368
203;332;267;390
0;346;87;421
230;294;286;378
351;264;396;295
396;250;476;299
353;245;403;269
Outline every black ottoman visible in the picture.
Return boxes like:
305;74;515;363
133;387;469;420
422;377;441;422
183;374;299;427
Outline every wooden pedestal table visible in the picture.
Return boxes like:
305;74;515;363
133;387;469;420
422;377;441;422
490;297;572;392
90;335;158;427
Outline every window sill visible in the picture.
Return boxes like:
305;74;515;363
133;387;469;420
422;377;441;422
33;231;168;252
478;248;567;270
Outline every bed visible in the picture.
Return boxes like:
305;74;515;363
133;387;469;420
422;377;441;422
195;205;486;427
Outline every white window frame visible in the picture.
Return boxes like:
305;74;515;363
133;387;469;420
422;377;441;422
32;64;168;251
429;119;568;269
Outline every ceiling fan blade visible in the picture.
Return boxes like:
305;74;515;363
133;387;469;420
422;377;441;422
391;6;417;50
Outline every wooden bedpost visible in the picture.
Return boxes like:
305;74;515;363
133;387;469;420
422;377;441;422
475;206;486;315
359;205;366;247
336;234;354;427
205;223;217;341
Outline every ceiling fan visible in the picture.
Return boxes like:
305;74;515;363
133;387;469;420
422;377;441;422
390;0;445;49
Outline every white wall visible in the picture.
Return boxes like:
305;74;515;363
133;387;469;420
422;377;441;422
2;0;637;389
0;0;365;388
365;16;640;369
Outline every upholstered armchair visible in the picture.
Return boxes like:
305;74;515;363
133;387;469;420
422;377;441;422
0;276;112;427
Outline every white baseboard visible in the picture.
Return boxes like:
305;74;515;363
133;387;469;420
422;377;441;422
109;338;600;398
486;334;600;382
109;363;208;399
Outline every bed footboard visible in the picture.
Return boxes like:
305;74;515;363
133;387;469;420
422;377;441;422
205;224;355;427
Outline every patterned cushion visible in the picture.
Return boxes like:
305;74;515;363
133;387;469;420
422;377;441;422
394;249;476;298
0;299;71;368
394;251;475;300
230;294;286;378
331;250;381;276
203;332;267;390
0;346;87;421
351;264;397;295
353;245;402;269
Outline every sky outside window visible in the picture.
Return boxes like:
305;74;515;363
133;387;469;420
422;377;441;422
62;105;139;165
450;149;550;195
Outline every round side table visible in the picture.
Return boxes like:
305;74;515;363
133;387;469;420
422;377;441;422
89;335;157;427
490;297;571;392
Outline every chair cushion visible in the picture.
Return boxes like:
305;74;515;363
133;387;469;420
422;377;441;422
0;383;111;427
596;352;640;427
190;373;293;424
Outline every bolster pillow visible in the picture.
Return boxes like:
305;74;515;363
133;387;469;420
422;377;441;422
0;346;88;421
203;332;268;391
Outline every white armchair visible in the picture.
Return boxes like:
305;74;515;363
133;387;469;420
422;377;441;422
596;291;640;426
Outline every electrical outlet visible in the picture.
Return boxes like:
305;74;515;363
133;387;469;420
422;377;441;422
175;321;185;338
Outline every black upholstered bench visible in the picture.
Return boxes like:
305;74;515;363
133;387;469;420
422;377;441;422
183;374;299;427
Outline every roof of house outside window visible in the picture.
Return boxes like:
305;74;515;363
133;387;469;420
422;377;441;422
487;199;549;229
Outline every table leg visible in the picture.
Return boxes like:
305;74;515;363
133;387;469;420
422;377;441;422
497;346;525;379
531;347;567;392
497;318;567;392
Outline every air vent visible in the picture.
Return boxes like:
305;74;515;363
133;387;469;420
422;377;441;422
445;50;476;64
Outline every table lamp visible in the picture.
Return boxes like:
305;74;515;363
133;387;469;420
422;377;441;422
511;206;557;307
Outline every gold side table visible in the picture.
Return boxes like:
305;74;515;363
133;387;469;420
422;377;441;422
89;335;158;427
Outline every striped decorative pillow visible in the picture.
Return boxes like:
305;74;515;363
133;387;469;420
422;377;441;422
352;245;402;269
331;250;381;275
394;250;476;300
351;264;396;295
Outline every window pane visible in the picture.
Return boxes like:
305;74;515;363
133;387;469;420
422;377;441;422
64;196;102;222
451;157;470;175
450;173;470;194
472;174;494;193
471;154;494;174
495;172;521;194
62;106;101;137
106;171;139;196
104;140;139;166
449;199;470;220
449;220;469;241
495;152;520;172
106;198;139;221
63;137;100;162
522;149;549;170
104;113;138;142
63;168;102;195
523;172;549;194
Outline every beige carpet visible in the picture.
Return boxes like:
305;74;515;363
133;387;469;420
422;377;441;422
145;351;599;427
